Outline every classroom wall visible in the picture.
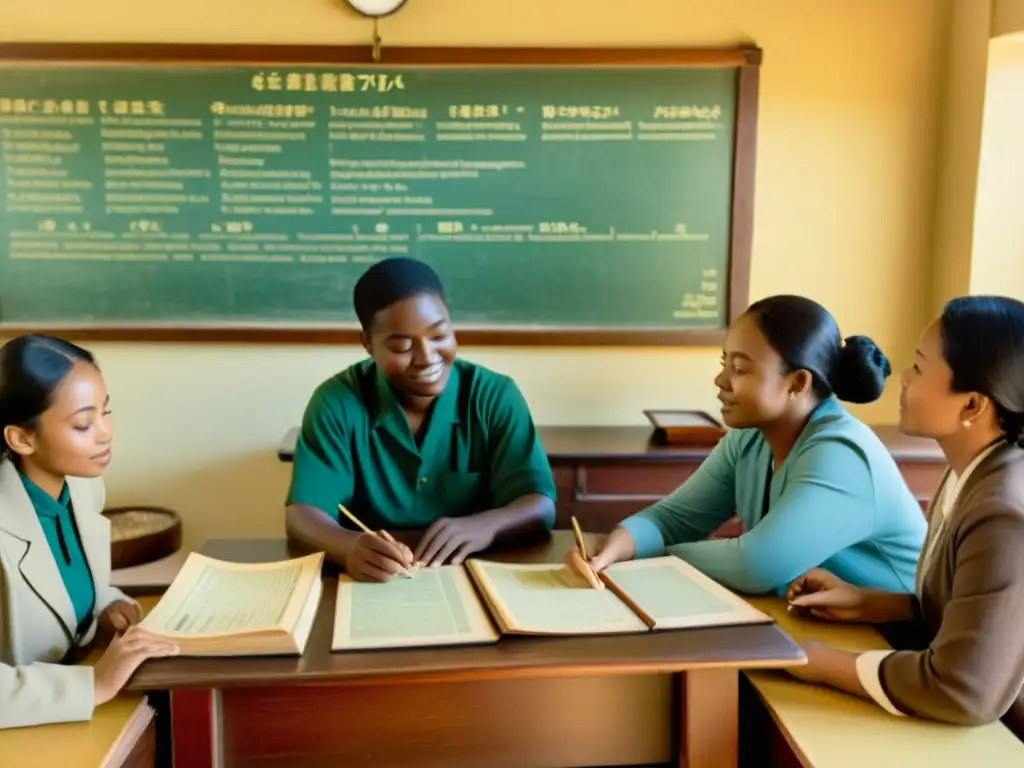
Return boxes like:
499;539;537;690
0;0;947;547
994;0;1024;37
929;0;993;313
970;35;1024;298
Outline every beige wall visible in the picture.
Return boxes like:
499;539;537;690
0;0;948;547
929;0;993;313
932;1;1024;310
994;0;1024;37
971;35;1024;297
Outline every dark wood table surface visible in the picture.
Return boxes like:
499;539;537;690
129;531;805;768
131;532;802;689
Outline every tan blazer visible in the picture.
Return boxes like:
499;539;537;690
0;458;131;729
880;442;1024;738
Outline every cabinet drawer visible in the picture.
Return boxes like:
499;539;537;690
559;499;655;532
552;466;576;502
556;458;943;531
562;499;744;539
582;461;942;498
583;462;701;496
898;461;945;497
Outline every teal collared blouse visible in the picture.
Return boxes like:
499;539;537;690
287;358;556;530
621;396;927;595
19;472;96;632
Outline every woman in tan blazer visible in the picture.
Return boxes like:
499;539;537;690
1;334;178;729
783;295;1024;737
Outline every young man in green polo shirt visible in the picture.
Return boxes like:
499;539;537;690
285;257;556;582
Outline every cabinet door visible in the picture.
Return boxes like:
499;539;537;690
550;455;941;535
556;460;741;537
563;501;744;538
559;497;661;533
583;462;701;495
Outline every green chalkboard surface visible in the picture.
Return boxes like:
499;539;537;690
0;44;759;345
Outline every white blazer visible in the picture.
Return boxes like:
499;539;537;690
0;458;132;729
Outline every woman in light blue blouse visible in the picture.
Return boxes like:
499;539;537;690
587;295;926;595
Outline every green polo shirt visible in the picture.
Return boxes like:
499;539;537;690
286;358;556;529
19;472;96;633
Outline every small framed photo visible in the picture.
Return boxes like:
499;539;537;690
643;410;727;446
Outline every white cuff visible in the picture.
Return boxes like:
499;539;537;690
856;650;906;716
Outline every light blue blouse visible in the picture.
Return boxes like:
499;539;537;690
621;397;926;595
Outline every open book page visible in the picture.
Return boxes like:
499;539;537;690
290;572;324;653
603;556;772;630
140;552;324;638
333;565;498;650
466;561;648;635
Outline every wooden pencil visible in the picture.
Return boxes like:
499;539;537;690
337;504;414;579
570;515;589;561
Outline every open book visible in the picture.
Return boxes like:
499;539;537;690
139;551;324;656
332;555;771;651
333;565;499;651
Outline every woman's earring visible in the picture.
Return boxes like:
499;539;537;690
962;420;972;429
789;392;796;401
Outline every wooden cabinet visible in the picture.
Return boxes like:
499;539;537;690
277;424;946;538
542;426;946;536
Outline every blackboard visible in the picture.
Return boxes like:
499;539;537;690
0;44;760;346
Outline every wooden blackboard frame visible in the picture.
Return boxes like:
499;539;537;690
0;43;761;347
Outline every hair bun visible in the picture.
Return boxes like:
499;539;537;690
832;335;891;404
1000;412;1024;450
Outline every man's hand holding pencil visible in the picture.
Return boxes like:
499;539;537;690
339;504;417;583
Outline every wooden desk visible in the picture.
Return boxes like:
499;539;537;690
0;667;157;768
277;424;946;532
130;532;805;768
741;599;1024;767
112;550;188;597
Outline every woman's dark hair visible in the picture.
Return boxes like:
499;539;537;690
939;295;1024;448
744;295;891;404
0;334;97;461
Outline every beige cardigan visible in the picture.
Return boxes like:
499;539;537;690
0;459;131;729
880;442;1024;737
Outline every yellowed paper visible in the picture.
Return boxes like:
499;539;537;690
466;560;647;635
604;556;771;629
140;552;323;638
333;566;498;650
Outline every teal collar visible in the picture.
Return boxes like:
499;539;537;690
18;471;71;519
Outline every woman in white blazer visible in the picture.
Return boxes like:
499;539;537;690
0;334;177;729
